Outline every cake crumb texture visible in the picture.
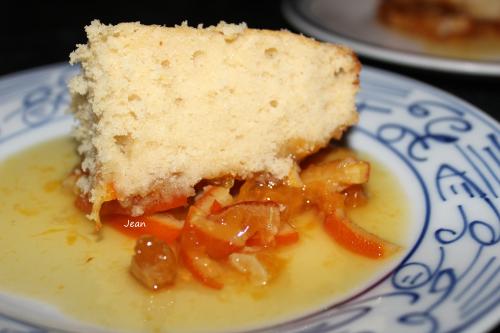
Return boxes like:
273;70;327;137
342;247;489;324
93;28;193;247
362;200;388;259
69;20;360;219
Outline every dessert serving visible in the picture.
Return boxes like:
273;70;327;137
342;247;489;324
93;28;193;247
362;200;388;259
67;20;401;291
378;0;500;39
0;20;409;332
67;20;401;290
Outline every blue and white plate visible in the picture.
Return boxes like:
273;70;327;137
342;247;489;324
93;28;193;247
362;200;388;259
0;64;499;332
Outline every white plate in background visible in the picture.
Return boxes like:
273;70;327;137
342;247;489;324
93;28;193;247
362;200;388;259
282;0;500;76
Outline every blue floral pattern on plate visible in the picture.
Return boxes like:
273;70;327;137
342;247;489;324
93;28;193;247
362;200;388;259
0;64;498;333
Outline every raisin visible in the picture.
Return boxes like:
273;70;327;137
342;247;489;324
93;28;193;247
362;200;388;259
130;235;177;290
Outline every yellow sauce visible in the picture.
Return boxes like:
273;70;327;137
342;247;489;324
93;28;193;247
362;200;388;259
422;35;500;61
0;137;408;333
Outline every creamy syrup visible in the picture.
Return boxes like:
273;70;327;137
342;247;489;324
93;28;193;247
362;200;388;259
0;137;408;333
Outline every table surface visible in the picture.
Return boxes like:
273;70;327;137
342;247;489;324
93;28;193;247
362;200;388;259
0;1;498;332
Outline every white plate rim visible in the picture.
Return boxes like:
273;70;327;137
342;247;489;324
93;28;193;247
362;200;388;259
282;0;500;76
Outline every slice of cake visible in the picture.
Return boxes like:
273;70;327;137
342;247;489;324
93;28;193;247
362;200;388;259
69;20;360;222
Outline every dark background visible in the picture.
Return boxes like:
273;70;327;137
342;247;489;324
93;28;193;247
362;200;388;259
0;2;498;332
0;1;498;122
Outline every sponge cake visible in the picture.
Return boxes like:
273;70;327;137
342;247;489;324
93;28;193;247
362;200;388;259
69;20;360;221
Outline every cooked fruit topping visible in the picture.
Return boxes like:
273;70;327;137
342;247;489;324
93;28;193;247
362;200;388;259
130;236;178;290
74;152;401;291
